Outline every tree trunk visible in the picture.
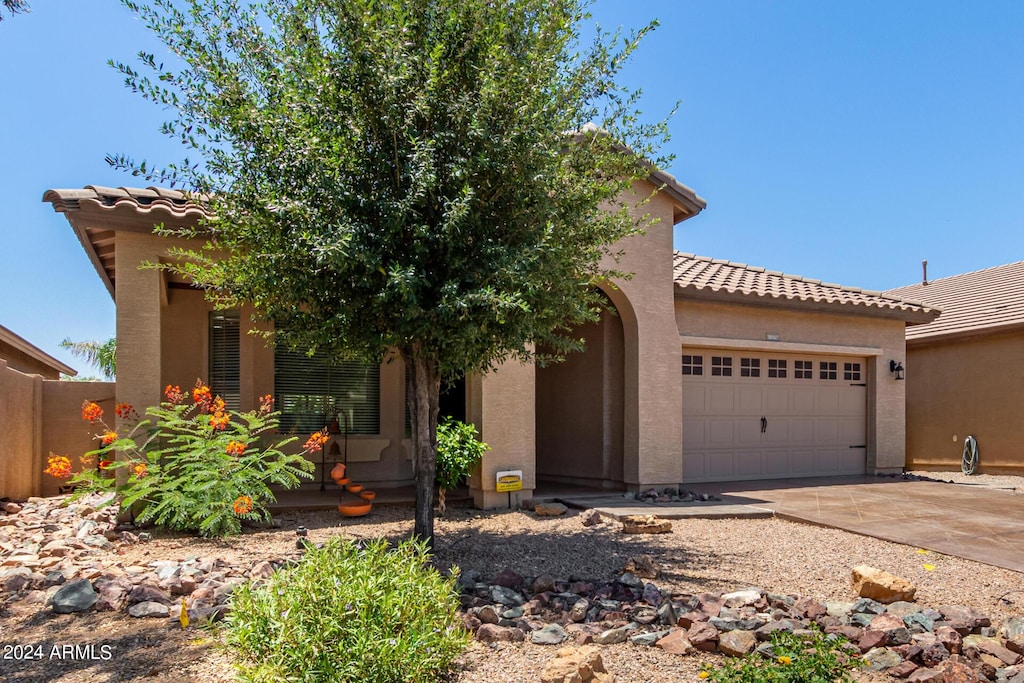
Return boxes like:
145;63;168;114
406;345;441;549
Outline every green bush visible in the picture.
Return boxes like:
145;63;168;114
224;537;470;683
435;417;489;513
700;626;861;683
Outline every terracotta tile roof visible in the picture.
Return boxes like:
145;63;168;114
43;185;208;220
885;261;1024;342
43;186;209;300
674;252;940;324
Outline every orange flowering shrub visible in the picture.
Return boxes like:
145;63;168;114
59;377;313;537
44;454;72;479
165;384;184;404
232;495;253;515
82;401;103;423
303;431;329;453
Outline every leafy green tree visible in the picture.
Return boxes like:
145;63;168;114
1;0;28;20
112;0;671;546
60;337;116;380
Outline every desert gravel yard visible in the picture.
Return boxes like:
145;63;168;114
2;472;1023;682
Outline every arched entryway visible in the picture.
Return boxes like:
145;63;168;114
535;293;625;487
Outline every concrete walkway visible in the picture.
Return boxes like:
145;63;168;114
567;476;1024;573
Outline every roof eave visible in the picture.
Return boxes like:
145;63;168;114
0;324;78;377
675;284;941;325
906;320;1024;346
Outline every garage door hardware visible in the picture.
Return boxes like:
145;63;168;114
760;416;767;433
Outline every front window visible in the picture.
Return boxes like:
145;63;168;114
274;349;380;434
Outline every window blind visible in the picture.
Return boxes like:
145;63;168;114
274;349;380;435
209;311;241;410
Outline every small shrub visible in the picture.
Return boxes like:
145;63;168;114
224;537;469;683
435;417;489;513
700;627;861;682
48;382;315;537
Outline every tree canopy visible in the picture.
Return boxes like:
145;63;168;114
1;0;29;21
114;0;673;545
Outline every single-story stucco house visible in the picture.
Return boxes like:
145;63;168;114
887;262;1024;474
43;178;939;506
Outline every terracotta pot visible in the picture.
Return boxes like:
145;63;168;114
346;483;363;494
330;462;346;481
359;490;376;502
333;477;350;486
338;501;372;517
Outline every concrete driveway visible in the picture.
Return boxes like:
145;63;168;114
685;476;1024;573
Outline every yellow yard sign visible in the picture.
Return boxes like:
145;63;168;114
495;469;523;492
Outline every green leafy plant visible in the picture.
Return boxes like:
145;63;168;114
50;382;315;537
224;537;469;683
699;627;861;683
435;418;489;514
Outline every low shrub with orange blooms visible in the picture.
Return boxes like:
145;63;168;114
82;401;103;423
165;384;184;404
303;431;329;453
44;454;72;479
57;377;312;537
233;495;253;515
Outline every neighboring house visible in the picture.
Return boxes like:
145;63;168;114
44;182;938;506
887;262;1024;474
0;323;76;379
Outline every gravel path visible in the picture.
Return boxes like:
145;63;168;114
5;474;1024;682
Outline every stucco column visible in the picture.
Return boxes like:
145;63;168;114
115;232;163;435
871;341;908;473
467;357;536;509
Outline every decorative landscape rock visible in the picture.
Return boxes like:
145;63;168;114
532;623;568;645
623;554;659;579
128;600;170;618
540;646;615;683
50;579;99;614
534;502;568;517
620;515;672;534
580;509;604;527
852;564;917;604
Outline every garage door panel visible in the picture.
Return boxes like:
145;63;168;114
708;386;736;413
681;348;867;483
764;387;791;415
708;419;736;446
737;386;762;413
682;419;705;448
682;386;706;415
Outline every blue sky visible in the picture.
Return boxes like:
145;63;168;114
1;1;1023;375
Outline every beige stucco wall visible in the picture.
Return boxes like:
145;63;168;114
598;183;684;489
40;380;116;497
675;300;909;473
467;357;536;508
0;357;114;500
905;331;1024;473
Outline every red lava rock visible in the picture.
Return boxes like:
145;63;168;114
934;658;985;683
825;623;863;642
906;667;944;683
859;630;888;652
888;660;919;678
494;568;524;589
697;593;723;618
460;613;481;633
794;596;827;620
920;642;950;667
476;623;525;643
937;626;964;655
676;610;706;628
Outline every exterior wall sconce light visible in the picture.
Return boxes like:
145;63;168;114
889;360;905;381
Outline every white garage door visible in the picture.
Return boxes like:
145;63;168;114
681;349;867;483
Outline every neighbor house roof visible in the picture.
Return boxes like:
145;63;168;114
673;252;940;324
43;186;208;299
886;261;1024;343
0;323;77;377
